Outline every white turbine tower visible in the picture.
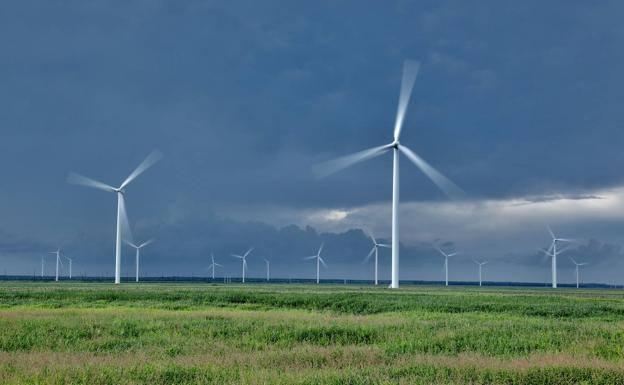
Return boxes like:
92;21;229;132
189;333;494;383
231;248;253;283
208;254;222;280
541;226;574;288
49;249;63;282
314;61;464;289
125;239;154;283
40;256;44;278
64;256;73;279
570;257;588;289
264;258;270;282
363;233;390;285
435;245;459;287
473;260;488;287
304;243;327;284
68;150;162;284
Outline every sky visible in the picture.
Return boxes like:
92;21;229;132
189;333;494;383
1;1;624;284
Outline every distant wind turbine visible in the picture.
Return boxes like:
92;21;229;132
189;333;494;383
473;260;488;287
231;248;253;283
49;249;63;282
570;257;588;289
64;256;73;279
313;60;464;289
68;150;162;284
125;239;154;283
541;226;574;288
40;256;44;278
304;243;327;284
264;258;270;282
435;245;459;287
363;233;390;285
208;254;222;280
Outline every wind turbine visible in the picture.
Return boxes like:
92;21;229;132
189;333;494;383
208;254;222;280
303;243;327;284
313;60;464;289
40;256;44;278
64;256;73;279
264;258;270;282
363;233;390;285
570;257;588;289
434;245;459;287
231;248;253;283
541;226;574;288
125;239;154;283
49;249;63;282
68;150;162;284
473;260;488;287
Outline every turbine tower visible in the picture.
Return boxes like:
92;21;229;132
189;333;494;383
435;245;459;287
125;239;154;283
40;256;44;278
208;254;222;280
68;150;162;284
49;249;62;282
231;248;253;283
64;256;73;279
264;258;270;282
314;61;464;289
541;226;574;288
303;243;327;284
570;257;588;289
473;260;488;287
363;233;390;285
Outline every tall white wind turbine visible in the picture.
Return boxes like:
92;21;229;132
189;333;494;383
435;245;459;286
313;61;464;289
303;243;327;284
570;257;588;289
64;256;73;279
363;233;390;285
68;150;162;284
231;248;253;283
49;249;63;282
264;258;270;282
40;256;44;278
208;254;222;280
125;239;154;283
541;226;574;288
473;260;488;287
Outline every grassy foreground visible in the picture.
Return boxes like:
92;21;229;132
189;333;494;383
1;283;624;384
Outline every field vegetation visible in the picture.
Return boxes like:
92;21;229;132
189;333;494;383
1;283;624;384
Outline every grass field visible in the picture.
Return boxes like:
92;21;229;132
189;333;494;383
1;283;624;384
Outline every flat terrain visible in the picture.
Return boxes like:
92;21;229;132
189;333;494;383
1;283;624;384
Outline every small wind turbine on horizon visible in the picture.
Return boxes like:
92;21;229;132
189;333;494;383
313;60;465;289
435;244;459;287
208;254;222;280
68;150;162;284
570;257;588;289
541;226;575;288
40;256;44;278
304;243;327;284
473;260;488;287
49;249;63;282
363;233;390;285
231;248;253;283
264;258;270;282
64;256;73;279
125;239;154;283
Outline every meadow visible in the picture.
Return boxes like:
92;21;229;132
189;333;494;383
1;283;624;384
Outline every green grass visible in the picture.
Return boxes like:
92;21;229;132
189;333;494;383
1;283;624;384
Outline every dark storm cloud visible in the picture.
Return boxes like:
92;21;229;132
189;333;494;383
1;1;624;282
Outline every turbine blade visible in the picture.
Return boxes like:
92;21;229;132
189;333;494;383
399;145;465;200
579;263;589;266
312;144;392;179
215;263;222;267
120;150;163;190
124;240;138;248
378;244;391;248
570;257;578;265
67;173;116;192
363;247;375;264
547;226;555;240
303;256;317;260
244;247;254;258
318;243;324;256
447;252;459;257
119;194;134;244
140;239;155;248
231;254;243;259
319;257;328;268
393;60;420;141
